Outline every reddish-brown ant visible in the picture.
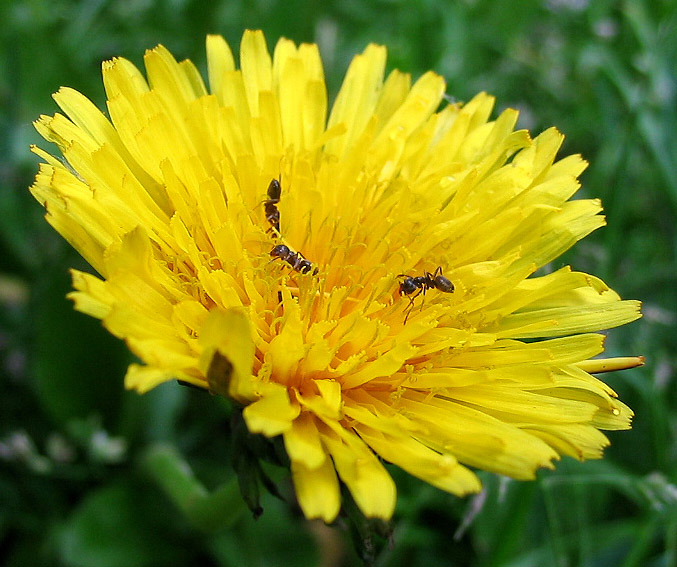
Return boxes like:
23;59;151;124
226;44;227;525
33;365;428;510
270;244;318;275
264;171;319;278
398;266;454;323
263;177;281;234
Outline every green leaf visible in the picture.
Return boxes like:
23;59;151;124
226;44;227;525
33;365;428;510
57;479;189;567
31;263;128;426
141;444;247;532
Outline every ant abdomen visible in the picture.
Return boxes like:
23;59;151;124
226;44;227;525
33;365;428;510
263;178;281;234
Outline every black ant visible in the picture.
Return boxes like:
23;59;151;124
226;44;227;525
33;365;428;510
263;177;281;234
270;244;318;275
398;266;454;323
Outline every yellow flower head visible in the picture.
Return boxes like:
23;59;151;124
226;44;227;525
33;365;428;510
31;30;642;522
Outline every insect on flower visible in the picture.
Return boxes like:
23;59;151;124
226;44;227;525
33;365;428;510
398;266;455;323
270;244;318;275
29;30;644;525
263;177;281;234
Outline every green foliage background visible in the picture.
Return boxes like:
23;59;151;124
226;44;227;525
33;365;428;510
1;0;675;565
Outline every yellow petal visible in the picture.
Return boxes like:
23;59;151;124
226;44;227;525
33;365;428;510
320;425;396;519
243;383;300;436
291;456;341;522
198;308;256;403
283;412;327;469
206;34;235;99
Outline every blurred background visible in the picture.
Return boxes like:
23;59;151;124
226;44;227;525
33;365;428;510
1;0;675;565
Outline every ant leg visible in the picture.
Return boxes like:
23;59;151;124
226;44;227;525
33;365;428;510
403;294;419;324
418;287;427;314
403;303;414;325
403;289;422;324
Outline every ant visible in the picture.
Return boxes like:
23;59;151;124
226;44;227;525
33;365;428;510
263;177;281;234
270;244;318;275
398;266;454;323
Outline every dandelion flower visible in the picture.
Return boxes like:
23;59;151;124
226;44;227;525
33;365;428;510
30;30;642;522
